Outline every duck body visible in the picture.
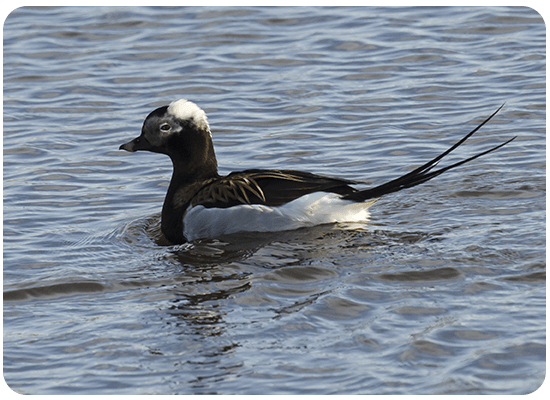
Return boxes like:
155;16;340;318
162;166;375;243
176;169;377;241
120;99;515;244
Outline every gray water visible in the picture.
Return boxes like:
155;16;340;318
3;6;545;395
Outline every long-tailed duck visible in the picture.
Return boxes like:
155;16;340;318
119;99;514;244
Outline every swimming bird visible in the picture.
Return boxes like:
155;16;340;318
119;100;515;244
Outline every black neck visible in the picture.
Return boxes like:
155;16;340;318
161;159;219;244
161;182;186;244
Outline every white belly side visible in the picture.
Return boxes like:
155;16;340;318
183;192;376;241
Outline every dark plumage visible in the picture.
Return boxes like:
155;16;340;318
119;100;515;244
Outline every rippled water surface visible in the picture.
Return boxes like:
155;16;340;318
3;6;545;395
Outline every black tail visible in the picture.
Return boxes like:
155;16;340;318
343;104;516;202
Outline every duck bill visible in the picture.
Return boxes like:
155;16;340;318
119;136;148;152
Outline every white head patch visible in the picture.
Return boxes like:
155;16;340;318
167;99;210;132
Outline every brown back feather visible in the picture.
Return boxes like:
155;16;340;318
191;169;360;208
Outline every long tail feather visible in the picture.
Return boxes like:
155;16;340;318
343;105;515;202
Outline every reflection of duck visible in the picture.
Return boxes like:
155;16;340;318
120;100;514;244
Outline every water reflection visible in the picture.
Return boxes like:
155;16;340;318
153;224;383;342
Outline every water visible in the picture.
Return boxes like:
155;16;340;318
3;6;545;395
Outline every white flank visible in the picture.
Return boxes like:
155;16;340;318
183;192;376;241
167;99;210;132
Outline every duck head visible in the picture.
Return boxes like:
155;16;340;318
120;99;218;178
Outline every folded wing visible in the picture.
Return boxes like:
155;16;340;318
192;169;360;208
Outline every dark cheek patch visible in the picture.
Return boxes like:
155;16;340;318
145;131;168;147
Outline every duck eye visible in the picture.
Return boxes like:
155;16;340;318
160;123;171;132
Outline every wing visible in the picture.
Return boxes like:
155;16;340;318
191;169;362;209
